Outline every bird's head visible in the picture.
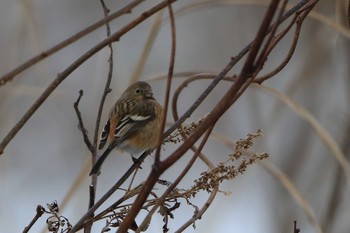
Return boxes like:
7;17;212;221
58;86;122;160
123;81;155;101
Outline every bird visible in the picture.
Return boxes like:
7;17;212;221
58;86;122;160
89;81;162;175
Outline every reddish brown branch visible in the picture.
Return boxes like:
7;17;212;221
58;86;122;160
116;0;288;230
155;1;177;163
137;126;214;232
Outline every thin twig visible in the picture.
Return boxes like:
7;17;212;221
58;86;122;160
67;152;148;232
348;0;350;28
73;90;94;152
95;0;114;148
163;0;311;143
137;126;214;232
155;1;176;163
294;220;301;233
83;1;115;232
258;84;350;188
0;0;178;155
262;161;324;233
255;0;289;68
130;10;164;84
0;0;145;86
23;205;45;233
119;0;307;229
256;7;310;83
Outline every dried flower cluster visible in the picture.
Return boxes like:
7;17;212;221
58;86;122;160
28;130;267;233
45;201;72;233
92;130;268;232
164;117;206;144
102;207;134;232
192;130;269;194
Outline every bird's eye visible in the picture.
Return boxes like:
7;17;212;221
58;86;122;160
135;88;141;94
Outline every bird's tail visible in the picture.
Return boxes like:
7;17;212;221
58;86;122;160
89;147;113;175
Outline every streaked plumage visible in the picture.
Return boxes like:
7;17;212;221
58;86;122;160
90;81;162;175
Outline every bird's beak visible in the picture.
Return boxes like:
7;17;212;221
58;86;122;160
145;92;154;100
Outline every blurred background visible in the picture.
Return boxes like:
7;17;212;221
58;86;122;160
0;0;349;232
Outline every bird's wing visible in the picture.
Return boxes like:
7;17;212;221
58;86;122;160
90;112;155;176
114;114;152;138
98;119;110;150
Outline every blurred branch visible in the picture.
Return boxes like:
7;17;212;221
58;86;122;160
294;220;301;233
68;151;149;232
348;0;350;27
0;0;145;86
262;161;324;233
4;0;324;232
322;123;350;230
257;84;350;188
0;0;178;155
173;1;350;40
130;11;164;84
211;130;324;233
116;0;284;231
23;205;45;233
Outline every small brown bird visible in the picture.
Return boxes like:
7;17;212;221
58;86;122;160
90;81;162;175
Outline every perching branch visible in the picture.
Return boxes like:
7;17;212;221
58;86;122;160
0;0;178;155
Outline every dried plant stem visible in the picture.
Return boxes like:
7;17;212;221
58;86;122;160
116;1;284;230
136;126;214;232
73;90;93;152
0;0;145;86
256;84;350;188
67;152;148;232
0;0;178;155
23;206;45;233
211;130;324;233
155;1;176;163
262;161;324;233
130;11;164;84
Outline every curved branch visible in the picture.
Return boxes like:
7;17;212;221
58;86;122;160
0;0;145;86
136;126;214;232
155;2;176;163
0;0;178;155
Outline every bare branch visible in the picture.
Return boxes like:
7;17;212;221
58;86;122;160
155;1;177;163
73;90;94;153
23;205;45;233
0;0;178;155
0;0;145;86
